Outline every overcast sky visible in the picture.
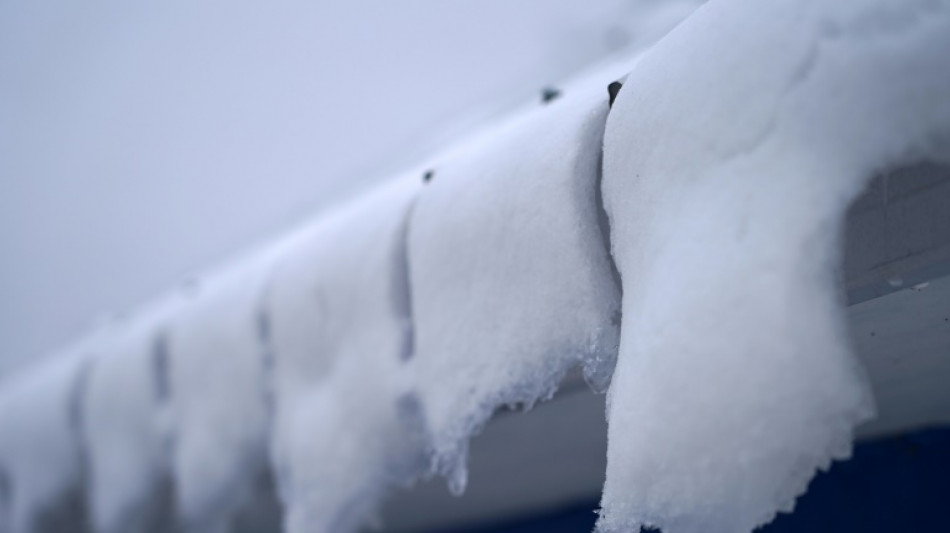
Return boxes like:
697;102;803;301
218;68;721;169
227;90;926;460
0;0;697;379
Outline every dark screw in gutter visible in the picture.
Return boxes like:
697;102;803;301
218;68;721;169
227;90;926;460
608;81;623;108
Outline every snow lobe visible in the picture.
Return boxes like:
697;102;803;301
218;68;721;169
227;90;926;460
82;300;181;533
598;0;950;532
266;175;426;533
0;351;91;533
164;254;277;533
408;85;621;494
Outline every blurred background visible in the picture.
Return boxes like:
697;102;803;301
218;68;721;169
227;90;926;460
0;0;696;380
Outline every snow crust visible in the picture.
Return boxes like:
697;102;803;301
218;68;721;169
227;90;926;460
265;176;426;533
408;86;621;493
81;301;180;533
0;352;90;533
598;0;950;532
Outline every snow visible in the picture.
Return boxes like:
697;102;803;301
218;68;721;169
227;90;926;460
0;351;90;533
164;254;278;533
408;84;621;494
2;1;950;532
265;175;426;533
81;301;181;533
597;0;950;532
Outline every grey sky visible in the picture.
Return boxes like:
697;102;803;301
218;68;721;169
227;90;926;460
0;0;652;379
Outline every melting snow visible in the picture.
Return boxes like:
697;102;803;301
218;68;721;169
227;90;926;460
408;85;621;493
165;255;277;533
597;0;950;531
0;352;90;533
265;176;426;533
1;1;949;532
81;302;180;533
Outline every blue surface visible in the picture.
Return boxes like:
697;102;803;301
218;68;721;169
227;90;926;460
438;426;950;533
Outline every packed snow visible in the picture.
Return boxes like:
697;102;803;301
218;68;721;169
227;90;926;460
81;301;181;533
597;0;950;532
408;84;621;494
265;176;427;533
1;0;949;532
164;254;278;533
0;351;90;533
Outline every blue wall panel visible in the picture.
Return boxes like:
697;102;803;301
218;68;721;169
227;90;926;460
438;426;950;533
